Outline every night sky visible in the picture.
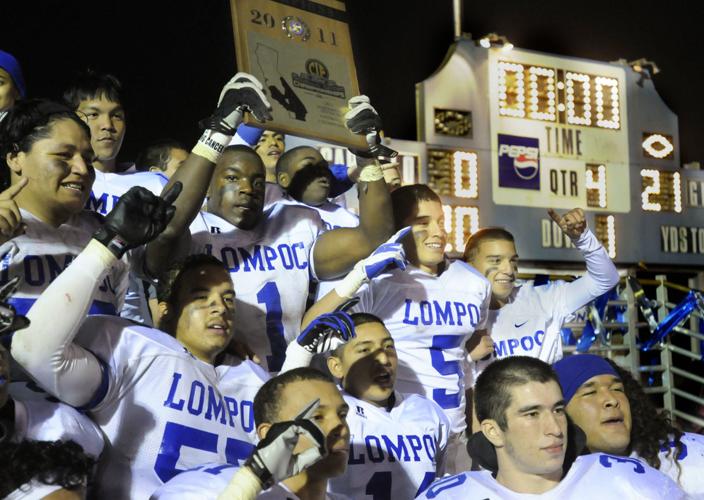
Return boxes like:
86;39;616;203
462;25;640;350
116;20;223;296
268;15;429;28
2;0;702;163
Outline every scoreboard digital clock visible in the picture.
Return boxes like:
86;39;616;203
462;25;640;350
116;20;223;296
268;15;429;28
287;38;703;267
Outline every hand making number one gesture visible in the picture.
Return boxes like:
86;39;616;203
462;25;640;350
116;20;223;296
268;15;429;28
547;207;587;240
0;177;28;243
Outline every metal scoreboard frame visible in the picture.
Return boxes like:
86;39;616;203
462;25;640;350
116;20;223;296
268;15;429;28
289;39;704;267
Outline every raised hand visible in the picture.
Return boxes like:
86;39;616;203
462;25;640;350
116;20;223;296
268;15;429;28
296;308;355;355
359;226;410;280
547;207;587;240
245;399;326;487
345;95;398;160
200;73;272;135
0;178;28;242
93;183;182;258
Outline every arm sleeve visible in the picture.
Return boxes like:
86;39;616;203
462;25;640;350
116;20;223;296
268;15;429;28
230;124;263;147
10;240;117;407
561;229;620;314
328;163;354;198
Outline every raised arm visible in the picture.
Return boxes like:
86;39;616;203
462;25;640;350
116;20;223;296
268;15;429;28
145;73;271;277
303;228;409;328
312;97;396;279
547;208;620;313
11;186;178;407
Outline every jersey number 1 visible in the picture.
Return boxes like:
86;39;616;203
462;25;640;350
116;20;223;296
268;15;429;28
257;282;287;372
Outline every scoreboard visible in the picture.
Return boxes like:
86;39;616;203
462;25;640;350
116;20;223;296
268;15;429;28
289;39;704;266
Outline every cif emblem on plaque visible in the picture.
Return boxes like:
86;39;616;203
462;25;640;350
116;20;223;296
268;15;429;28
281;16;310;41
292;59;346;99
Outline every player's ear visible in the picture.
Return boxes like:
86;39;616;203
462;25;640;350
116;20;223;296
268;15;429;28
257;422;272;441
6;151;24;175
327;355;344;379
481;419;505;448
277;171;290;188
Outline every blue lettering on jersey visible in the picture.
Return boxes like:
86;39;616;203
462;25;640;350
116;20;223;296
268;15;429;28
0;254;116;295
203;243;309;273
403;299;480;327
163;372;255;432
86;191;121;215
494;330;545;357
424;474;467;498
599;454;646;474
660;438;688;460
347;433;436;465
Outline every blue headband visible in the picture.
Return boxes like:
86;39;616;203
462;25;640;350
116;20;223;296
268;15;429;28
0;50;26;98
553;354;620;404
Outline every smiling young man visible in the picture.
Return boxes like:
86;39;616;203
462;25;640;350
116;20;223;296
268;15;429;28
145;95;394;373
255;129;285;182
324;313;449;499
152;368;350;500
10;187;272;498
418;356;685;499
463;208;620;375
554;353;704;497
304;184;491;473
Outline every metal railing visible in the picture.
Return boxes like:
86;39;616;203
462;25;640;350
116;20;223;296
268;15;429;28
560;272;704;430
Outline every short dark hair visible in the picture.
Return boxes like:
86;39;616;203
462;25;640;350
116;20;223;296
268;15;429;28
475;356;560;430
220;144;264;167
156;254;229;333
331;312;388;359
390;184;441;230
135;139;186;172
254;367;334;427
62;69;123;110
0;98;90;190
275;145;317;176
463;227;515;262
0;439;95;498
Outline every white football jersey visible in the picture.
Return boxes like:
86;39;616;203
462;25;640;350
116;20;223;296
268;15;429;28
0;209;128;316
418;453;685;499
189;204;323;372
468;280;571;386
633;432;704;497
85;169;169;324
74;315;269;499
151;463;350;500
328;391;449;499
312;201;359;300
353;260;490;434
11;393;105;458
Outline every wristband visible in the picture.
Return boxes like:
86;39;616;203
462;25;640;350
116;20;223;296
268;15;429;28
245;452;273;488
192;130;232;164
217;466;263;500
92;227;130;259
358;162;383;182
334;264;366;299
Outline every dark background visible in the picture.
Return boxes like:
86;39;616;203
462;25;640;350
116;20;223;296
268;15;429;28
2;1;702;163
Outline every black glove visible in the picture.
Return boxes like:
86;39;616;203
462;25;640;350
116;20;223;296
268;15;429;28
345;95;398;160
245;399;326;487
93;183;181;258
0;277;29;336
199;73;272;134
296;309;355;354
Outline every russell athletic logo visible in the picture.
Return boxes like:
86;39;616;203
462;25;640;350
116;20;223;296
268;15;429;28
498;134;540;190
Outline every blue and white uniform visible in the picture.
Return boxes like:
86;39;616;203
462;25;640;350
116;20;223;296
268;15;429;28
151;463;351;500
86;168;169;324
189;203;324;372
9;383;105;458
418;453;686;499
470;229;619;384
632;432;704;498
75;317;268;499
329;391;449;499
352;260;490;436
0;209;128;316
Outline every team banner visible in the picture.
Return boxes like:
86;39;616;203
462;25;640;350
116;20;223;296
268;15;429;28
230;0;365;147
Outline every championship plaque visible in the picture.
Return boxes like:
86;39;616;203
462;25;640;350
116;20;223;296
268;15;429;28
230;0;365;147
